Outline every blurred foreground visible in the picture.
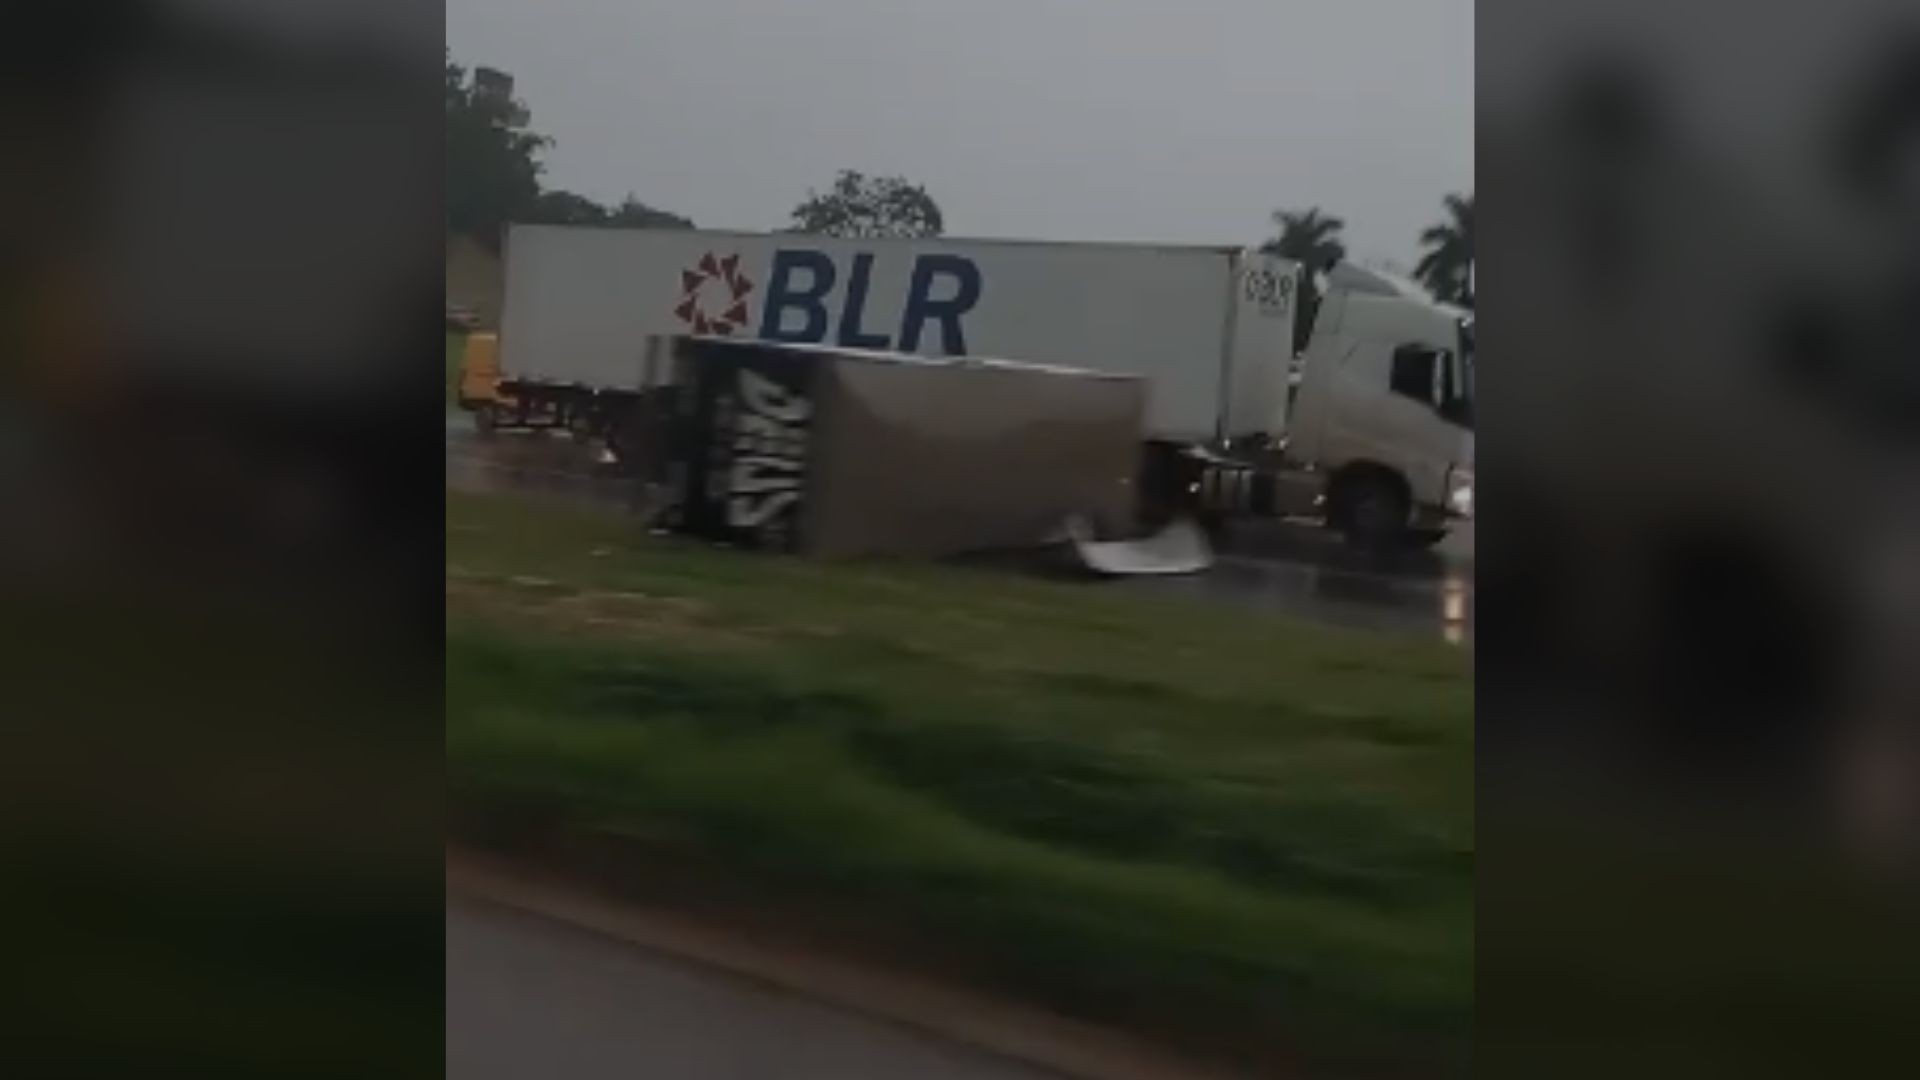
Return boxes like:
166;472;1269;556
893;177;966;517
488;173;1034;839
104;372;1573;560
3;2;443;1072
1478;1;1920;1074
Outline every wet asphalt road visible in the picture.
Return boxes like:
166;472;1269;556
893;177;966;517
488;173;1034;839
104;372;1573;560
447;901;1056;1080
446;411;1473;643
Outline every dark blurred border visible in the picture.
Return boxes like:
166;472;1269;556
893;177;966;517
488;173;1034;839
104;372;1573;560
3;2;443;1072
1479;1;1920;1076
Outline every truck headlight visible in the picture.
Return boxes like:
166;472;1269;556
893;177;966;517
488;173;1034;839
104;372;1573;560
1446;467;1474;518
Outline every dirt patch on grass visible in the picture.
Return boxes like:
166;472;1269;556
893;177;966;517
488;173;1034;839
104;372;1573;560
446;576;764;651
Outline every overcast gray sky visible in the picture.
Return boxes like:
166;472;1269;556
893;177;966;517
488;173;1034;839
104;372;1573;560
447;0;1473;266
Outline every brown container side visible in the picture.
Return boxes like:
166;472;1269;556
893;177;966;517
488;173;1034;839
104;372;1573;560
801;355;1145;559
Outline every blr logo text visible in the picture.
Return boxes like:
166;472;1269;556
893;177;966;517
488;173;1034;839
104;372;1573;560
678;250;984;356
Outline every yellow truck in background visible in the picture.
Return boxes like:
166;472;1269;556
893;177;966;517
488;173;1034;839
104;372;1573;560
454;331;506;420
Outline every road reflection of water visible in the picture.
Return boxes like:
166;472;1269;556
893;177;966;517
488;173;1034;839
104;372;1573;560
446;448;637;506
447;414;1474;643
446;417;638;508
1117;555;1474;645
1442;576;1470;645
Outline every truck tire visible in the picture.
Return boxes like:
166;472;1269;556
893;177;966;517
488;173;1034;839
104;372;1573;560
473;401;499;437
1134;442;1191;531
1332;472;1410;551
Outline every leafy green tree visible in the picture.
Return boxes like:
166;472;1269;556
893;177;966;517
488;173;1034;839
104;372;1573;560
791;170;944;238
605;194;693;230
1414;193;1474;306
527;190;609;226
445;52;549;246
448;55;693;242
525;190;694;229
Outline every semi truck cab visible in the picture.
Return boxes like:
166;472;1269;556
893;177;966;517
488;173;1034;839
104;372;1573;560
1285;264;1475;547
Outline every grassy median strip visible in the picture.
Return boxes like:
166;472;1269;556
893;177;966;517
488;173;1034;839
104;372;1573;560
445;330;466;406
446;490;1472;1076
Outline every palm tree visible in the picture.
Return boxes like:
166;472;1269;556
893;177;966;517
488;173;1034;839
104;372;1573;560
1262;208;1347;354
1261;208;1348;271
1414;193;1474;306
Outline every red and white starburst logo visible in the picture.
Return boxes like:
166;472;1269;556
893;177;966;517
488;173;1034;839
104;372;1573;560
673;252;754;335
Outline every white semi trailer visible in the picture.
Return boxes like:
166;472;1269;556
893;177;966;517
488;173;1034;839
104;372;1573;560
468;225;1474;547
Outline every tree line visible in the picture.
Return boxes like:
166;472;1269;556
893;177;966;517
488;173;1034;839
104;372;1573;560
446;53;694;240
448;53;1470;306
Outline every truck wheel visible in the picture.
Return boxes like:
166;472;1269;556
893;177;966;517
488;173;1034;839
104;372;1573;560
1133;442;1189;531
1334;474;1409;551
474;401;499;437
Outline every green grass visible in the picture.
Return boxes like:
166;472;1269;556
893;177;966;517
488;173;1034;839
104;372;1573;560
445;330;465;406
446;490;1472;1076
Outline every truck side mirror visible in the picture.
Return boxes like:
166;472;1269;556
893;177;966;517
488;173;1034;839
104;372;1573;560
1424;349;1474;428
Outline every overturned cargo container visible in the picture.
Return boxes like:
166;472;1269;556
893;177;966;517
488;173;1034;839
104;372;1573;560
657;337;1146;560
